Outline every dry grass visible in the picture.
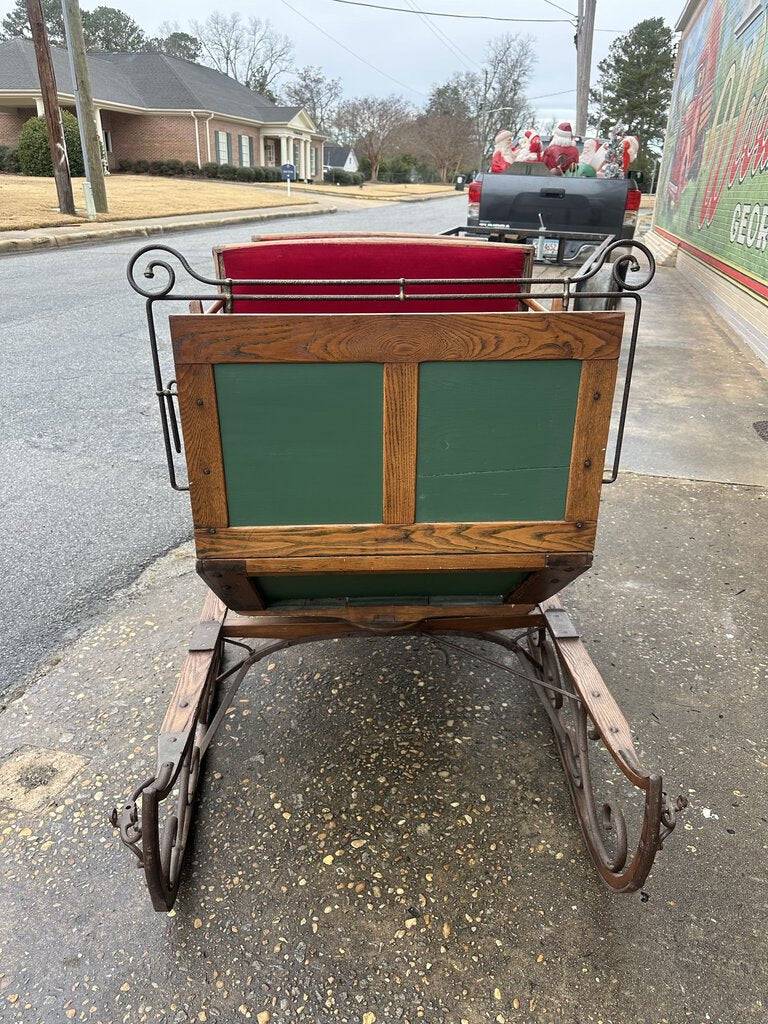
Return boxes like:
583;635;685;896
290;181;455;201
0;173;316;231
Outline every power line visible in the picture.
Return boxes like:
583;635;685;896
529;87;576;99
279;0;426;97
403;0;481;71
324;0;574;23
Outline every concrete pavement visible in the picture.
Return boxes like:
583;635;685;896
0;226;767;1023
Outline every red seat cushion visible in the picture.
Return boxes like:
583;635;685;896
218;235;531;314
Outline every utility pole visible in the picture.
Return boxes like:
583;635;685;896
575;0;596;137
61;0;108;213
25;0;75;215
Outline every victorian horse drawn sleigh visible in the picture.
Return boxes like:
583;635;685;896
112;231;686;910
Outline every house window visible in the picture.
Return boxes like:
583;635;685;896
103;129;112;154
265;141;275;166
310;146;316;177
239;134;253;167
215;130;232;164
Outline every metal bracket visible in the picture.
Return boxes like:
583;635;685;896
544;606;580;640
189;619;223;652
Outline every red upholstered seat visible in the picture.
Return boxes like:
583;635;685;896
217;234;532;314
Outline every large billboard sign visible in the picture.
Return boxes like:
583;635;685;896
655;0;768;297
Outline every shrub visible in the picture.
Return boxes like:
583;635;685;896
17;111;84;176
235;166;255;182
183;160;200;176
218;162;239;180
165;159;185;176
324;168;361;185
0;145;20;173
202;161;219;178
264;166;280;182
134;159;150;173
251;165;265;182
117;158;134;172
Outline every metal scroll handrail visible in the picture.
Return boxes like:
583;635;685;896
127;238;655;490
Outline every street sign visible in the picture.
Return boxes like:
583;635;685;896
281;163;297;181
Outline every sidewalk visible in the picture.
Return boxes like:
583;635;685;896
0;200;338;255
0;265;766;1023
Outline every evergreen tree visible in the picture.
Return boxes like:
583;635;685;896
589;17;675;182
1;0;65;44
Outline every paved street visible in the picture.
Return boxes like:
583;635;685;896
1;201;767;1023
0;195;467;699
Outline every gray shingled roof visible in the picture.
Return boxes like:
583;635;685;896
0;38;312;127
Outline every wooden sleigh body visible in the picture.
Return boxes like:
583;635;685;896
113;232;685;910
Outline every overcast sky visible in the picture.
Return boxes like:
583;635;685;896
5;0;683;125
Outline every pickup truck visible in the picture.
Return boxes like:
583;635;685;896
465;166;642;262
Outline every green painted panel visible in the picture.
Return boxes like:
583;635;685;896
257;570;529;604
416;361;581;522
215;363;383;526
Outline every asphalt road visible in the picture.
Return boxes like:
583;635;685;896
0;194;467;699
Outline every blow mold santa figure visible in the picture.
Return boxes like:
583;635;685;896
490;130;517;173
513;129;543;162
542;121;580;174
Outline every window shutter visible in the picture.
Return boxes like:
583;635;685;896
227;132;233;164
249;136;254;167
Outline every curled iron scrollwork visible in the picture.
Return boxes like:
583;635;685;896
574;238;656;293
127;244;221;299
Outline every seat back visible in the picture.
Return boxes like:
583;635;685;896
169;234;624;612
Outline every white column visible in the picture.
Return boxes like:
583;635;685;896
298;137;306;179
305;139;311;179
280;135;288;164
35;96;45;115
258;132;265;166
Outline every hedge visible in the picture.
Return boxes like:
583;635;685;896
17;111;84;177
114;159;292;182
0;145;20;173
323;168;365;185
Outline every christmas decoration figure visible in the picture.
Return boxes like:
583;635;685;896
490;130;517;173
542;121;580;173
602;124;627;178
513;129;543;162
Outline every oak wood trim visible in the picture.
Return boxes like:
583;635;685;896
176;363;229;528
196;559;266;611
194;520;596;559
565;359;619;524
541;596;644;786
222;602;543;638
504;553;592;604
160;588;227;736
382;363;418;524
240;553;549;575
523;297;548;311
170;311;625;365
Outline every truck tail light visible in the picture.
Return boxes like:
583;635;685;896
467;179;481;220
623;186;641;228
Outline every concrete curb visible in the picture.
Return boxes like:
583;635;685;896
0;203;337;255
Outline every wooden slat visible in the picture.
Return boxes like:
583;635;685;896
565;359;619;523
196;559;266;611
541;597;645;786
222;602;543;638
241;552;548;575
176;363;229;527
160;588;227;736
195;520;596;558
382;363;418;524
504;553;592;604
170;311;625;365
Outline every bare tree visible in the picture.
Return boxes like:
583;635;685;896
334;94;414;182
190;13;293;97
429;35;536;170
282;66;342;133
407;111;474;182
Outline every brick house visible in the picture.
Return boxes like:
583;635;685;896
0;38;324;180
